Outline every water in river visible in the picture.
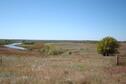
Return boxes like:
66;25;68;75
4;43;27;50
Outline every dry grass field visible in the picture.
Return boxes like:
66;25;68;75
0;42;126;84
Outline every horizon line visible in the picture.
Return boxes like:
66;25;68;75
0;38;125;42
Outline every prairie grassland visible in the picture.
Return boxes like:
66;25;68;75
0;43;126;84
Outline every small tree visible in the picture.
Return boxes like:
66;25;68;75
97;36;119;56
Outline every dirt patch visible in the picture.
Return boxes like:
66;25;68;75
0;46;40;56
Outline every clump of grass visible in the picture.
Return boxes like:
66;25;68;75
79;80;90;84
68;51;72;55
40;44;65;55
64;79;73;84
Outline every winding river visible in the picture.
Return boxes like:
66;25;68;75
4;43;27;50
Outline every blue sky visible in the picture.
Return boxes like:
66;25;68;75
0;0;126;40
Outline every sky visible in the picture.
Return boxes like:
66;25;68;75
0;0;126;41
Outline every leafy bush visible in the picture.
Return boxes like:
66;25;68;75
40;45;64;55
97;36;119;56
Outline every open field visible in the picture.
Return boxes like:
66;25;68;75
0;42;126;84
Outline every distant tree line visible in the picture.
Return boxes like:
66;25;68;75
0;40;15;45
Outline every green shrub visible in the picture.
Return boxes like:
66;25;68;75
40;45;64;55
97;36;119;56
